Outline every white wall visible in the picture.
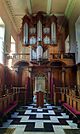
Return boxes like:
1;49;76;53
68;0;80;63
0;1;18;53
75;18;80;64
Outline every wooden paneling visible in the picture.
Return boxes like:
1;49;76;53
5;67;18;89
0;64;4;88
0;92;18;113
65;67;76;86
0;64;4;96
52;68;62;86
22;69;29;86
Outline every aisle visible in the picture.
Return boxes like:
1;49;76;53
0;103;79;134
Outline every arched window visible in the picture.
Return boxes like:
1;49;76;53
0;17;5;64
8;36;16;69
11;36;16;53
65;35;70;53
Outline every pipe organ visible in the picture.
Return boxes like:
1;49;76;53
22;11;57;63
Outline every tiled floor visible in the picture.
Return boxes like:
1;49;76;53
0;103;79;134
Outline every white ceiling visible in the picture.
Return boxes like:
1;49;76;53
4;0;68;33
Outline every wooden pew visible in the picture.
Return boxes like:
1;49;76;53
0;93;18;126
62;103;80;128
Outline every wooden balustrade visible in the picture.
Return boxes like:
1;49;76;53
60;86;80;111
53;85;80;111
5;53;75;65
50;53;75;60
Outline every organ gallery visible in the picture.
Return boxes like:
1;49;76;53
0;1;80;132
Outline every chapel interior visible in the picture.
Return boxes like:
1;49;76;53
0;0;80;133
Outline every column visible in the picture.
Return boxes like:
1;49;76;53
62;67;66;102
48;69;51;103
35;77;37;91
5;25;11;53
48;71;50;92
28;68;33;103
62;67;66;86
51;72;54;103
4;26;11;69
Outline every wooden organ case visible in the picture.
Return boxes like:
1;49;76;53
21;12;75;105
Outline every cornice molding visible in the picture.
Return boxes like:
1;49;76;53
2;0;19;33
65;0;76;18
47;0;52;14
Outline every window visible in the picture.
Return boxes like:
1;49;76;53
65;35;70;53
0;17;5;64
11;36;16;54
8;36;16;69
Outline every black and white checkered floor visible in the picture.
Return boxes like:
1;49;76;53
1;103;80;134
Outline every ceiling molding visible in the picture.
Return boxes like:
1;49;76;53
26;0;32;14
65;0;76;18
54;13;64;17
46;0;52;14
2;0;18;33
